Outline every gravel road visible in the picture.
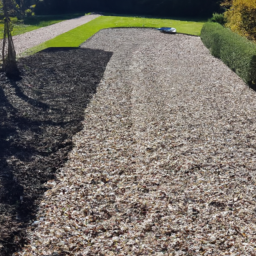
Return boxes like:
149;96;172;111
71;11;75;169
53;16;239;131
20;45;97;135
0;14;100;57
18;29;256;255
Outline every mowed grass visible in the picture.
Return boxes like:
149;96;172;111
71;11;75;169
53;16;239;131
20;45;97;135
0;13;85;40
23;15;205;56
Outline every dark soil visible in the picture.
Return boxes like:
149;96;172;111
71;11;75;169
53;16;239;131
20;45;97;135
0;47;112;255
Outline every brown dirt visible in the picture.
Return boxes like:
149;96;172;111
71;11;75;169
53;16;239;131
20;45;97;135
0;47;112;256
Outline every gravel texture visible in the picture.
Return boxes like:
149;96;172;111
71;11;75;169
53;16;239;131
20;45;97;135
0;14;100;57
17;28;256;255
0;47;112;256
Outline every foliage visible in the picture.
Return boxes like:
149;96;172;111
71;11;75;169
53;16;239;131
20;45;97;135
34;0;221;17
222;0;256;41
0;0;39;18
209;12;226;25
201;22;256;85
23;15;205;56
25;8;32;17
0;1;4;18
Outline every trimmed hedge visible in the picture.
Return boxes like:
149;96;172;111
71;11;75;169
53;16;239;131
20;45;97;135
201;22;256;85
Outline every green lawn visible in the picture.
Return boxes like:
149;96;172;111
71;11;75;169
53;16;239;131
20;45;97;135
0;13;85;40
23;15;205;57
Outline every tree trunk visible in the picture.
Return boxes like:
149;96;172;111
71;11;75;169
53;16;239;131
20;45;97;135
2;0;20;78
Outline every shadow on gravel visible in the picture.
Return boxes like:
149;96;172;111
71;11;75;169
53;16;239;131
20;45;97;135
0;47;113;255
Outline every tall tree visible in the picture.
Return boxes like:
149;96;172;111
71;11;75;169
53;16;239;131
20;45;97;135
1;0;19;78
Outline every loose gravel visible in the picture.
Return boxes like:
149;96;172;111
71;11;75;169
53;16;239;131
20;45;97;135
0;14;100;57
17;28;256;255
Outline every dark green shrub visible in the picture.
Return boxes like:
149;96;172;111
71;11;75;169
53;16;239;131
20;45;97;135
34;1;47;15
33;0;221;17
209;13;226;25
201;22;256;85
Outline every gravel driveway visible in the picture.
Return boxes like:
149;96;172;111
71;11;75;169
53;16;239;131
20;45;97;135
0;14;100;57
18;29;256;255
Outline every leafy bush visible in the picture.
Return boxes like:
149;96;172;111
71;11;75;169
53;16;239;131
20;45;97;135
209;13;226;25
10;16;18;22
34;0;221;17
34;1;47;15
25;8;33;17
201;22;256;85
222;0;256;41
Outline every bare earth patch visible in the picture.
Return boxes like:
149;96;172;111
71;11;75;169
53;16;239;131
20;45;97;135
17;29;256;255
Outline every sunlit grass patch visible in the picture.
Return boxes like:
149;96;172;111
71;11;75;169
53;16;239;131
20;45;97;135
23;15;205;57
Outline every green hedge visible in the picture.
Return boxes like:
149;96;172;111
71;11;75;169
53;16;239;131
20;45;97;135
201;22;256;85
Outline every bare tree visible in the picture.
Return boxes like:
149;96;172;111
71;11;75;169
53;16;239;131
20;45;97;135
1;0;20;78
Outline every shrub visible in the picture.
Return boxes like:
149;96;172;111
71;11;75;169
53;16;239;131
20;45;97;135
201;22;256;85
34;1;47;15
209;13;226;25
10;16;18;22
222;0;256;41
33;0;221;17
25;8;32;17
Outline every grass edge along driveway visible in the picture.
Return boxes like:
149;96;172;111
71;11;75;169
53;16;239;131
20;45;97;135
0;13;86;40
22;15;205;57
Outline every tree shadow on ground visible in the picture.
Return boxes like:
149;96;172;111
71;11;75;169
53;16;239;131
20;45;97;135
0;47;113;255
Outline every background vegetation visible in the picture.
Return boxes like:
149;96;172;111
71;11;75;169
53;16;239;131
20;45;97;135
37;0;222;17
201;22;256;85
0;0;222;18
222;0;256;41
